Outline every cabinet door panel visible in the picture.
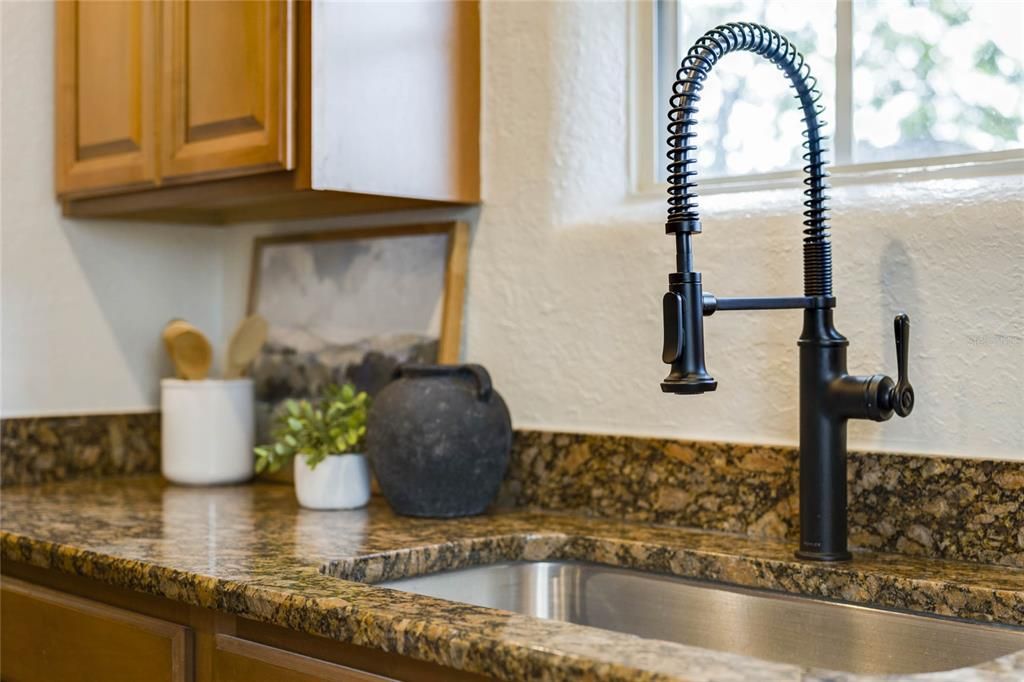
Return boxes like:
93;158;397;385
55;0;157;195
0;577;190;682
162;0;294;182
213;634;394;682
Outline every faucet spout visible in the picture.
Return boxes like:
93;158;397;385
665;22;832;298
661;22;835;395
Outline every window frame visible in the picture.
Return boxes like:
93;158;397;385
629;0;1024;197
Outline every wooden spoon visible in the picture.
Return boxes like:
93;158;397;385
224;314;268;379
170;327;213;380
162;319;193;378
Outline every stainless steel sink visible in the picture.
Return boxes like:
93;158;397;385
378;561;1024;675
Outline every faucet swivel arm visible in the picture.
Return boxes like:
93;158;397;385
658;23;915;562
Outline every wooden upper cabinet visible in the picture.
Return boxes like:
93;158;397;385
55;0;157;195
56;0;480;223
161;0;293;182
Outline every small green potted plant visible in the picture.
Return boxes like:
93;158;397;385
255;383;371;510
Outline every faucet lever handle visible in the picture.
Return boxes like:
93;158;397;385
891;314;914;417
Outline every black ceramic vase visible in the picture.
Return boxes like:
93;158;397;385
367;364;512;517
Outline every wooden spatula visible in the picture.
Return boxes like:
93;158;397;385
224;314;268;379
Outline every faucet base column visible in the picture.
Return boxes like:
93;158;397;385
796;308;852;562
794;549;852;562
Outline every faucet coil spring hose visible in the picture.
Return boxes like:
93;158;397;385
666;22;833;297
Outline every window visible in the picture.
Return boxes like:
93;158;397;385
632;0;1024;192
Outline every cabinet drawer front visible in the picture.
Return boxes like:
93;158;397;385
0;577;190;682
55;0;158;195
213;634;394;682
161;0;294;183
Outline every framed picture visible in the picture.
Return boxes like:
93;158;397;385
247;221;469;442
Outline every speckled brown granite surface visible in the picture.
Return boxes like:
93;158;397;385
2;477;1022;681
499;431;1024;568
1;413;160;487
6;414;1020;568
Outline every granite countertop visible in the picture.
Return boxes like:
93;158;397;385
2;477;1023;681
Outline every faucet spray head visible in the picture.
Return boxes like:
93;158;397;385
661;272;717;394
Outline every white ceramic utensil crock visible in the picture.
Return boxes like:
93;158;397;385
161;378;254;485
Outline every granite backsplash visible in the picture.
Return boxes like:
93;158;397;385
3;414;1020;569
496;431;1024;568
1;413;160;486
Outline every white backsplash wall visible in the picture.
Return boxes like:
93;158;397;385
468;1;1023;459
0;1;226;416
3;1;1021;460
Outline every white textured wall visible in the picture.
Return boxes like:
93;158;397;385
0;1;226;416
467;1;1023;459
4;1;1022;461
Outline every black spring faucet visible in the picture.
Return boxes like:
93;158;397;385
660;23;915;561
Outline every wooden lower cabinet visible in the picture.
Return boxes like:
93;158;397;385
1;563;486;682
1;577;190;682
213;635;389;682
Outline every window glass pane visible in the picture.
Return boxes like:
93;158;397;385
853;0;1024;163
669;1;836;178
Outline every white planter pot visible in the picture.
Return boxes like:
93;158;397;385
293;453;371;510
